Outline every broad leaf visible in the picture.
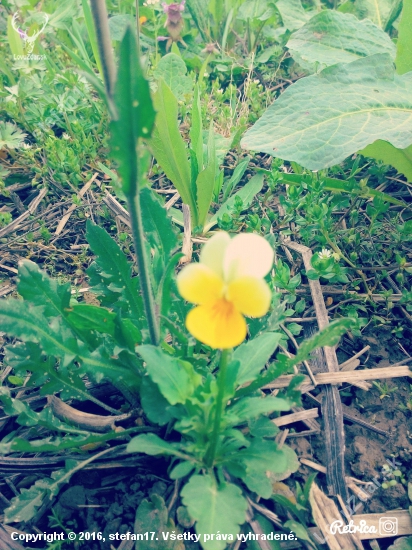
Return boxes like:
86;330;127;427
360;141;412;181
108;14;135;41
241;54;412;171
233;332;282;386
237;0;276;21
110;26;155;194
275;0;312;31
206;173;264;231
181;475;247;550
66;304;116;336
137;345;200;405
355;0;398;28
140;376;175;426
149;80;197;225
395;0;412;75
153;53;193;100
127;433;186;458
229;396;291;422
287;11;395;71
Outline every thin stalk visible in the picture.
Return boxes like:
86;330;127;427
205;349;231;467
90;0;116;98
127;190;160;346
135;0;140;55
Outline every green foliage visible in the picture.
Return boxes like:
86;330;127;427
0;121;26;149
153;53;193;100
395;0;412;75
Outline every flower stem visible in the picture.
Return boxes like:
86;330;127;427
205;348;231;467
127;191;160;346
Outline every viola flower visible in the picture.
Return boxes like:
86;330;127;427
177;232;274;349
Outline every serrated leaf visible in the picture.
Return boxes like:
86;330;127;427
153;53;193;100
355;0;398;28
181;475;247;550
242;54;412;171
110;26;155;194
127;433;186;458
86;221;143;320
137;345;199;405
395;0;412;75
287;10;395;71
17;260;71;319
206;173;264;231
233;332;282;386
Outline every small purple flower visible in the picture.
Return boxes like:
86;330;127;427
161;0;186;49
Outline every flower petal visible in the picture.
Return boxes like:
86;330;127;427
200;231;231;278
227;276;271;317
223;233;274;280
186;301;247;349
177;263;223;305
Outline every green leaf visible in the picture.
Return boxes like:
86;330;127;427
387;537;412;550
149;80;197;225
170;461;195;480
110;26;155;194
206;173;264;231
17;260;71;319
355;0;398;28
81;0;103;76
233;332;282;386
7;15;24;57
197;124;217;229
140;187;178;269
66;304;116;336
395;0;412;74
127;433;186;458
287;11;395;71
276;0;312;31
237;0;276;21
360;141;412;182
229;396;291;422
134;494;185;550
108;14;135;41
242;54;412;171
181;475;248;550
222;156;250;201
137;345;200;405
153;53;193;100
190;84;204;173
140;376;174;426
86;221;142;320
283;520;313;543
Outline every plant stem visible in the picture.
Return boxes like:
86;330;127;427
90;0;116;98
205;348;231;467
127;189;160;346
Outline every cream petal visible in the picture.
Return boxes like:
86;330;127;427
200;231;231;278
223;233;274;281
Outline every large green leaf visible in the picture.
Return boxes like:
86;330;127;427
181;475;248;550
360;141;412;181
149;80;197;225
153;53;193;100
237;0;276;21
110;27;155;194
229;396;290;422
355;0;398;28
127;433;187;458
137;345;200;405
395;0;412;75
287;10;395;71
233;332;282;386
241;54;412;171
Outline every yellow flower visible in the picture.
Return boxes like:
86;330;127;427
177;232;274;349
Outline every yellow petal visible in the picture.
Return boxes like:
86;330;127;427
200;231;231;278
227;276;271;317
177;263;223;305
224;233;274;281
186;300;247;349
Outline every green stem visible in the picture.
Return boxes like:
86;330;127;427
205;349;231;467
127;188;160;346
